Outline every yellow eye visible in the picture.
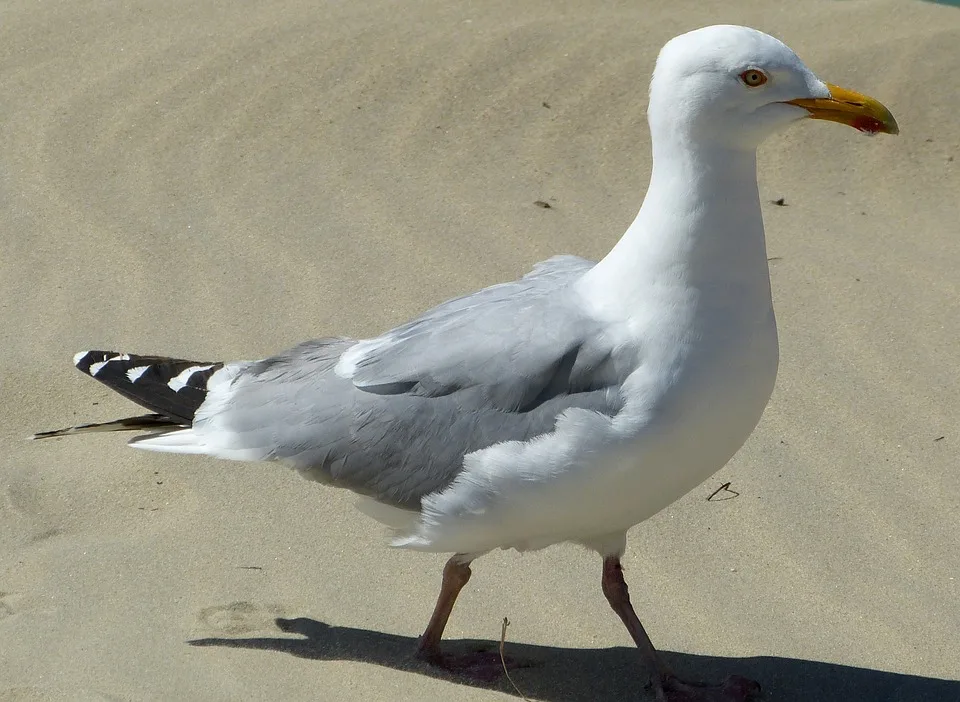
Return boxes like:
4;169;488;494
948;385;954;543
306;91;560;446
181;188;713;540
739;69;768;87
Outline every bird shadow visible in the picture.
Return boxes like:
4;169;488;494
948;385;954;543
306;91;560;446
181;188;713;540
189;617;959;701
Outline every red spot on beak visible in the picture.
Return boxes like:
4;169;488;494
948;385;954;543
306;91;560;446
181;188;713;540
852;115;883;134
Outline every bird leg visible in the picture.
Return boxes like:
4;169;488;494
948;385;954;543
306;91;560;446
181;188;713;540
601;557;761;702
416;555;531;680
417;555;473;659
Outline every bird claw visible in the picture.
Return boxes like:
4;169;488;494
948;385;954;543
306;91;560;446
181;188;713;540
416;646;536;682
655;673;762;702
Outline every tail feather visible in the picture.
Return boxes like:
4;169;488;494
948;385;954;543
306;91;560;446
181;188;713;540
72;350;224;423
31;414;182;440
31;350;226;441
129;428;210;454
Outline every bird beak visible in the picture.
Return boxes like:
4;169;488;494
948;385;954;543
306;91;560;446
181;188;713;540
785;83;899;135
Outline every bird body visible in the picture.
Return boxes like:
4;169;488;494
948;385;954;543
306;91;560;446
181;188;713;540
35;25;898;701
383;146;782;556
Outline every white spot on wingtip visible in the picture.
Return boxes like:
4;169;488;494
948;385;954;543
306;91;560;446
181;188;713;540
73;351;90;367
86;353;131;376
168;364;214;392
126;365;149;383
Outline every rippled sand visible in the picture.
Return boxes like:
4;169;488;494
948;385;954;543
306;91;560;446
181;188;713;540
2;0;959;700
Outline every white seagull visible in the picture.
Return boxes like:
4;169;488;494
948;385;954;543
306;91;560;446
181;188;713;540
35;24;897;702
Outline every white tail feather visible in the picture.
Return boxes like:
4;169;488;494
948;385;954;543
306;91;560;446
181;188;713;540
130;429;208;454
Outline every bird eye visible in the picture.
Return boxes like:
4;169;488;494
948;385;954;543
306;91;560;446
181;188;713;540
739;69;768;87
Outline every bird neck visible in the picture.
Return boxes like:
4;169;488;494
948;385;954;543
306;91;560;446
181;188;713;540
577;142;772;320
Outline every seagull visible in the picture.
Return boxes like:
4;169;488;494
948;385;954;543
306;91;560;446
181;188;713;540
34;24;897;702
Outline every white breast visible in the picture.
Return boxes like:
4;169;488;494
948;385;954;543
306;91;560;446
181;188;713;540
389;302;779;556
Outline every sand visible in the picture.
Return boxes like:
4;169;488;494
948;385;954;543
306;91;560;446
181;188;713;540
2;0;959;699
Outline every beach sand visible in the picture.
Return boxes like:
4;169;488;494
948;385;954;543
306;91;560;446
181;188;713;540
2;0;959;699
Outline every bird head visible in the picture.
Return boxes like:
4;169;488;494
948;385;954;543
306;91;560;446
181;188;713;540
648;25;899;150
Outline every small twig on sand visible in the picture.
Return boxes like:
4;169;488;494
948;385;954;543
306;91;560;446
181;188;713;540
707;481;740;501
500;617;529;700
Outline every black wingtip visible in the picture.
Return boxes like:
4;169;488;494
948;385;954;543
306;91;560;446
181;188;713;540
71;350;223;424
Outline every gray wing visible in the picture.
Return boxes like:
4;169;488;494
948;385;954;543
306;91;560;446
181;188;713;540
342;255;611;408
207;255;624;509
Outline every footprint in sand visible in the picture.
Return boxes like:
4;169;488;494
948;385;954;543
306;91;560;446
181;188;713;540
0;592;18;620
196;601;286;636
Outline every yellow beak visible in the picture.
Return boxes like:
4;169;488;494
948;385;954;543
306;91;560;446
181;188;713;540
786;83;899;135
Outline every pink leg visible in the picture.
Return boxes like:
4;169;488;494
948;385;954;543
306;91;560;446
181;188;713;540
602;557;761;702
417;556;473;659
416;556;530;680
